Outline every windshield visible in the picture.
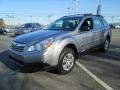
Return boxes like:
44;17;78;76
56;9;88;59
45;17;82;31
20;23;33;28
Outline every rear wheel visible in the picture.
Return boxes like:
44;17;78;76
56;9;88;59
99;37;110;52
57;47;76;74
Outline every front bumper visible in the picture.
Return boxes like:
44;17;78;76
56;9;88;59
9;48;44;64
15;32;24;36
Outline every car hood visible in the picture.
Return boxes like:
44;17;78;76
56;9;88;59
13;30;70;44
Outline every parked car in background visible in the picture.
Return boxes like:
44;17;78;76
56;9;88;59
14;23;42;36
4;28;10;33
109;23;120;29
9;14;111;74
0;28;7;35
115;25;120;29
109;24;115;29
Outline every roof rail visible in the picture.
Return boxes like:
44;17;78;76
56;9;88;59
83;13;93;16
63;13;93;18
93;14;103;17
62;13;105;19
63;14;83;18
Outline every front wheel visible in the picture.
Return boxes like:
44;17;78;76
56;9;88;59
3;31;7;35
57;47;76;74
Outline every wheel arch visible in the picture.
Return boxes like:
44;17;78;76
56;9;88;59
64;44;78;59
106;34;111;43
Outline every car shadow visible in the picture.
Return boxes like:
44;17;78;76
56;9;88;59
0;50;47;73
77;45;120;80
88;45;120;61
110;44;120;49
77;44;120;61
9;34;16;38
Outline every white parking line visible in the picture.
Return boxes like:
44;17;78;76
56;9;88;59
113;48;120;50
76;61;114;90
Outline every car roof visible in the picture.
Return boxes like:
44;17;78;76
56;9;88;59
24;23;40;25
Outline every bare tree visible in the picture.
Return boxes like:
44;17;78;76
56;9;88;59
0;18;5;29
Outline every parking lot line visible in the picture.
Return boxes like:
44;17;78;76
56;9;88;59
76;61;114;90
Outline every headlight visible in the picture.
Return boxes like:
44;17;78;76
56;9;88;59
27;38;54;52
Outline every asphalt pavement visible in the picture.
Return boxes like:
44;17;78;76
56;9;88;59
0;30;120;90
78;37;120;90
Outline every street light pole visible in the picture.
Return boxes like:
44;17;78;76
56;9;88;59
67;8;70;15
99;0;102;15
97;0;102;15
72;0;77;14
111;16;114;23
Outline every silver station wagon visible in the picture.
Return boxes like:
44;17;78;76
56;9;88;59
9;14;111;74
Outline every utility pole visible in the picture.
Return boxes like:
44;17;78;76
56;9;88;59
18;17;21;25
111;16;114;23
6;15;10;25
29;16;33;22
72;0;78;14
48;15;52;23
67;7;70;15
10;16;14;25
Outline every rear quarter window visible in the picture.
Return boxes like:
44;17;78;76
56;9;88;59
93;17;102;29
101;18;109;27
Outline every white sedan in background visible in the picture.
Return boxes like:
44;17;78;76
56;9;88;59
115;25;120;29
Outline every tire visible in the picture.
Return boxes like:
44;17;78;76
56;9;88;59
57;47;76;74
3;31;7;35
99;37;110;52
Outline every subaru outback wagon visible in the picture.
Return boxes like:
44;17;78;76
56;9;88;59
9;14;111;74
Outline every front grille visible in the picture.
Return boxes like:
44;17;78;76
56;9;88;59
11;42;25;52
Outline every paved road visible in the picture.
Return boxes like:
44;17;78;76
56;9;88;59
78;37;120;90
0;32;120;90
0;50;105;90
79;38;120;90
